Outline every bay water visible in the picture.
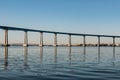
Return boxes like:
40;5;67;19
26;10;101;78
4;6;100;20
0;46;120;80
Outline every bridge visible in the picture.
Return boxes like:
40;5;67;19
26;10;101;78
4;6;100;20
0;25;120;47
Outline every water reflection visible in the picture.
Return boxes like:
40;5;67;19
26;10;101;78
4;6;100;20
113;47;115;67
83;47;86;62
82;47;103;63
40;47;43;63
68;47;71;62
4;47;8;70
113;47;115;61
98;47;100;63
2;46;118;70
97;46;116;67
54;47;57;63
23;47;28;68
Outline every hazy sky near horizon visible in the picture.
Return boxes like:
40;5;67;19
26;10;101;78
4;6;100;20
0;0;120;44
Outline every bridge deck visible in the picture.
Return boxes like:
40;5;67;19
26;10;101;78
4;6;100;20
0;26;120;38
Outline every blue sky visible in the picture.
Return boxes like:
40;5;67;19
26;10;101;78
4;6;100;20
0;0;120;44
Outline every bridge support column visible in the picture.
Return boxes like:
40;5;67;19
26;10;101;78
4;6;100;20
83;36;86;47
53;33;57;46
39;32;43;47
98;36;100;46
4;29;9;46
113;37;115;47
68;34;71;47
23;31;28;47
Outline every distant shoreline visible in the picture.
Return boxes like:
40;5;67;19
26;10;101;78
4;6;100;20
0;43;120;47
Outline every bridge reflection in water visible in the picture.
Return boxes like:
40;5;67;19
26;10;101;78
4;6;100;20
3;46;117;70
4;47;8;70
23;47;28;68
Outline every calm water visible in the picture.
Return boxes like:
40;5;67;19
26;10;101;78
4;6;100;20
0;46;120;80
